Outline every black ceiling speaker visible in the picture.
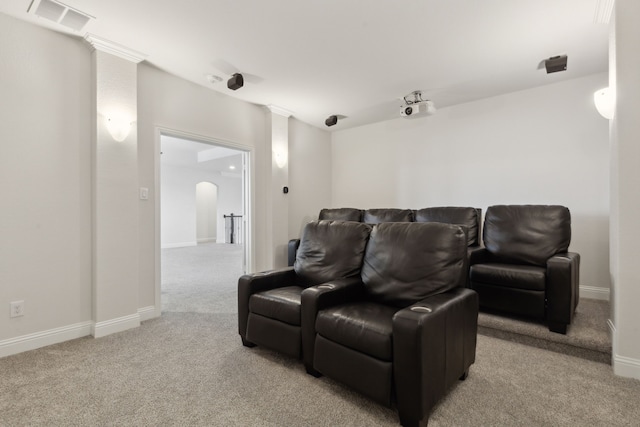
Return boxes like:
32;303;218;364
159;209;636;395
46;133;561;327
227;73;244;90
545;55;568;73
325;115;338;127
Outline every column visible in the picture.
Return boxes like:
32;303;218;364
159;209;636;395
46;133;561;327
85;35;145;337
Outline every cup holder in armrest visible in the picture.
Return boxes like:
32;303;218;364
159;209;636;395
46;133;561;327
317;284;335;290
410;306;432;313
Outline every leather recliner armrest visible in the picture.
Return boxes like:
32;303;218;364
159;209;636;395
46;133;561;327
468;246;491;265
287;238;301;266
392;288;479;427
300;277;364;374
546;252;580;329
238;267;297;340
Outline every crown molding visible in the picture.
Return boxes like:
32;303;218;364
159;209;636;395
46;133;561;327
84;33;147;63
267;105;293;118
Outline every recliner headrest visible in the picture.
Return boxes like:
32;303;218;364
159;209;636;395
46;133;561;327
361;222;467;307
414;207;481;247
483;205;571;266
294;220;372;286
318;208;363;222
363;208;413;224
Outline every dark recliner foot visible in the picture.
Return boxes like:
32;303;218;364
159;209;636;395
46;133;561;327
241;336;256;347
459;370;469;381
305;366;322;378
548;322;567;334
399;414;428;427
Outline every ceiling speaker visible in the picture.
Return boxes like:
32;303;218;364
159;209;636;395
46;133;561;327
545;55;568;73
227;73;244;90
325;115;338;127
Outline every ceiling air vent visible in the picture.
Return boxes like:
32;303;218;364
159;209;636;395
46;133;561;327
28;0;94;31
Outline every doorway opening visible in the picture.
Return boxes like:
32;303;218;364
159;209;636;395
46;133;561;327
158;133;250;314
196;181;218;244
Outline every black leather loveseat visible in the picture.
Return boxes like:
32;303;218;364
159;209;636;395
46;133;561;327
239;220;478;426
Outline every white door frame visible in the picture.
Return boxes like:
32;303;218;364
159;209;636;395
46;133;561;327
154;126;253;316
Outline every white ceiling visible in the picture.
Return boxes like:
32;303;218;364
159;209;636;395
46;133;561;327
1;0;610;131
160;135;243;175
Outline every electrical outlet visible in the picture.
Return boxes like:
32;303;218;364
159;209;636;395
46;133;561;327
10;300;24;318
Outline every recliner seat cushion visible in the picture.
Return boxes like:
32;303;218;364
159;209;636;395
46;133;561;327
294;220;372;286
415;207;480;247
316;302;397;361
362;222;467;307
470;263;546;291
249;286;303;325
483;205;571;266
363;208;413;224
318;208;363;221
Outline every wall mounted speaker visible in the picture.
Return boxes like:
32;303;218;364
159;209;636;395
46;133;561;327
227;73;244;90
545;55;568;73
325;115;338;127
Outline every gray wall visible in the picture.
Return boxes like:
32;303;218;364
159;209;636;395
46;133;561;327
332;73;610;295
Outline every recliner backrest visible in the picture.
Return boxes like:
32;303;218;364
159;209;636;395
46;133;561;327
363;208;413;224
414;206;482;247
361;222;467;307
483;205;571;266
294;220;372;286
318;208;363;222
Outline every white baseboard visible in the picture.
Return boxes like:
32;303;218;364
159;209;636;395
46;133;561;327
197;237;217;244
161;241;197;249
92;312;140;338
580;285;610;301
138;305;159;322
0;307;160;359
0;321;92;359
613;354;640;380
608;319;640;380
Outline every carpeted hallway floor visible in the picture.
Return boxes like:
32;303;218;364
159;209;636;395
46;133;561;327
161;242;244;314
1;243;639;426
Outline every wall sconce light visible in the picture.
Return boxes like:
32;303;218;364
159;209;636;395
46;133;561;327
105;115;132;142
594;87;615;120
274;150;287;168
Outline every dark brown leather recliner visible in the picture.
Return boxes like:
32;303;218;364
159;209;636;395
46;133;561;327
238;220;371;357
469;205;580;334
414;207;482;248
289;207;481;266
306;222;478;427
363;208;414;223
318;207;363;221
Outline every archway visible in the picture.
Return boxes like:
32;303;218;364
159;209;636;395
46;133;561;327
196;181;218;244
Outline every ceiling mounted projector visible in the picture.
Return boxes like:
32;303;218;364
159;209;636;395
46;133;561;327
400;91;436;118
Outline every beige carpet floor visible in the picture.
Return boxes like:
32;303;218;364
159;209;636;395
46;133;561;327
1;243;635;426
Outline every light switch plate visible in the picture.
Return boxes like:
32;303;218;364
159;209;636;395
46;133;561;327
139;187;149;200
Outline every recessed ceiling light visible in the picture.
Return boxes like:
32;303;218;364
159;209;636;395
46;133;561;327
229;165;236;170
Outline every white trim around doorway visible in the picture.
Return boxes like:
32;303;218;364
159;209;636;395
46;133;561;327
153;126;254;318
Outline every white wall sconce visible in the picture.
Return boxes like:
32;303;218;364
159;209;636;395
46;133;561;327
594;87;615;120
105;115;132;142
274;150;287;168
